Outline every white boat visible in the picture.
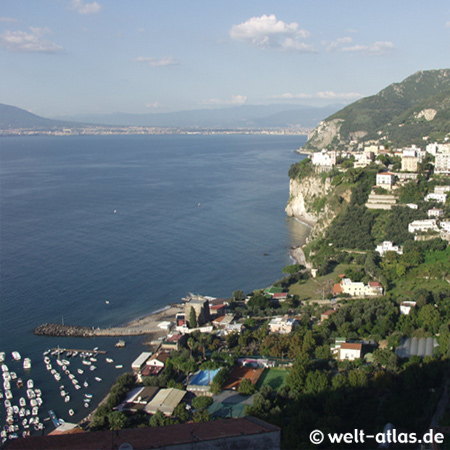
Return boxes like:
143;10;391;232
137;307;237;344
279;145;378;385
56;359;63;367
3;372;11;381
69;409;74;416
61;359;70;366
3;380;11;390
72;351;78;357
19;397;26;407
36;397;43;407
71;379;78;386
12;352;21;361
74;384;81;390
60;390;66;397
64;395;70;403
0;352;4;363
83;381;88;388
84;393;93;398
77;369;84;374
10;372;17;380
44;356;51;364
43;349;51;356
23;358;31;370
94;377;102;382
54;373;61;381
89;365;96;371
26;389;35;399
84;403;89;408
68;374;75;380
89;357;97;362
82;360;91;366
5;390;12;400
106;358;114;363
50;369;56;375
115;365;123;369
32;406;38;416
27;379;34;389
30;399;37;407
35;388;42;397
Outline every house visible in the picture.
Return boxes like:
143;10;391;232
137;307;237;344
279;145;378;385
435;154;450;174
434;185;450;195
209;303;226;316
333;278;383;297
408;219;439;234
338;343;362;361
131;352;152;372
320;309;337;322
144;387;186;416
401;156;419;172
213;314;234;329
440;220;450;232
268;317;298;334
424;192;447;203
272;292;289;302
161;333;187;351
428;208;444;218
146;350;171;369
376;241;403;256
117;386;160;412
376;172;396;188
312;149;337;167
400;301;417;315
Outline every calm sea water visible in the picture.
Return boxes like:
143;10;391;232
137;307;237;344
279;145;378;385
0;134;308;431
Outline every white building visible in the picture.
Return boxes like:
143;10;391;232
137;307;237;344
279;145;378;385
435;154;450;174
376;241;403;256
440;220;450;232
376;172;396;188
131;352;152;371
424;192;447;203
268;317;298;334
428;208;444;218
408;219;439;234
338;343;362;361
400;301;417;315
406;203;419;210
434;186;450;195
312;150;336;167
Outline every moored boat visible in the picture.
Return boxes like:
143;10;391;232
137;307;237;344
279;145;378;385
23;358;31;370
12;352;21;361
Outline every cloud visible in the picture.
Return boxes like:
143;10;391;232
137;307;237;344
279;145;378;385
271;91;362;100
133;56;179;67
69;0;102;15
446;21;450;28
0;17;18;23
146;101;161;109
326;37;394;55
0;27;63;53
229;14;315;52
201;94;247;106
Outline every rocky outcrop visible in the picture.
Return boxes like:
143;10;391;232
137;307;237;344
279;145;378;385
415;108;437;121
305;118;344;150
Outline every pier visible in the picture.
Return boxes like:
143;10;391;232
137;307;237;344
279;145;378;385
51;348;107;355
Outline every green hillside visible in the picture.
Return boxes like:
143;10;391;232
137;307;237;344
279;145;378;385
305;69;450;150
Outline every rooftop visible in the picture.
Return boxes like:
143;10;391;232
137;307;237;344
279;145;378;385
5;417;280;450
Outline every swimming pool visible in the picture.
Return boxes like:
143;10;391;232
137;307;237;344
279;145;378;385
189;369;220;386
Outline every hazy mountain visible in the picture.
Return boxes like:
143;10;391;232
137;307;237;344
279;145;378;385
54;104;344;129
305;68;450;150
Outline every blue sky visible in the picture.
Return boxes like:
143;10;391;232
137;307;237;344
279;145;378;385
1;0;449;117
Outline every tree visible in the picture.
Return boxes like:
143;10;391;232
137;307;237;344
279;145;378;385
238;378;256;395
304;370;329;394
150;410;169;427
282;264;305;275
189;306;197;328
173;403;190;422
286;354;310;392
108;411;128;430
232;290;244;301
192;396;213;411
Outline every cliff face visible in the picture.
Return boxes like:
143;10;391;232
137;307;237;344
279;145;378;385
286;174;351;241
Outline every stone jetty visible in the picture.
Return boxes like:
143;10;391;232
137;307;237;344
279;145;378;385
34;323;95;337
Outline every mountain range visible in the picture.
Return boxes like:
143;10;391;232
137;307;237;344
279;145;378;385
305;68;450;150
0;103;343;131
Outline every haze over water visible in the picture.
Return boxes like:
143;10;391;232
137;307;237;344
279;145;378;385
0;134;308;425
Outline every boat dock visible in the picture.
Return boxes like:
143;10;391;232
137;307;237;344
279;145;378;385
51;348;107;355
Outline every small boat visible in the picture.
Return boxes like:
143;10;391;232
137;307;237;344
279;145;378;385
12;352;21;361
23;358;31;370
115;340;125;348
54;373;61;381
3;380;10;390
30;399;37;407
35;389;42;397
0;353;4;363
68;409;74;416
56;359;63;367
27;379;34;389
32;406;38;416
71;379;78;386
1;364;8;372
10;372;17;380
74;384;81;390
83;380;88;388
89;365;96;371
19;398;26;407
84;393;92;398
36;398;43;407
68;374;75;380
72;351;78;357
48;410;60;428
106;358;113;363
64;396;70;403
26;389;35;399
44;357;50;364
105;300;110;304
82;360;91;366
84;403;89;408
61;359;70;366
5;390;12;400
77;369;84;374
89;357;97;362
43;349;51;356
94;377;102;382
115;365;123;369
60;390;66;397
93;347;98;352
16;378;23;389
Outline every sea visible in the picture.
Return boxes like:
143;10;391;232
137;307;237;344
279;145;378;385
0;134;308;434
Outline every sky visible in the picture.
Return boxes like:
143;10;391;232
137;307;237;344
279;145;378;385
1;0;449;117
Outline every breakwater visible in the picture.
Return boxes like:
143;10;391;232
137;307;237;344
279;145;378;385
34;323;95;337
